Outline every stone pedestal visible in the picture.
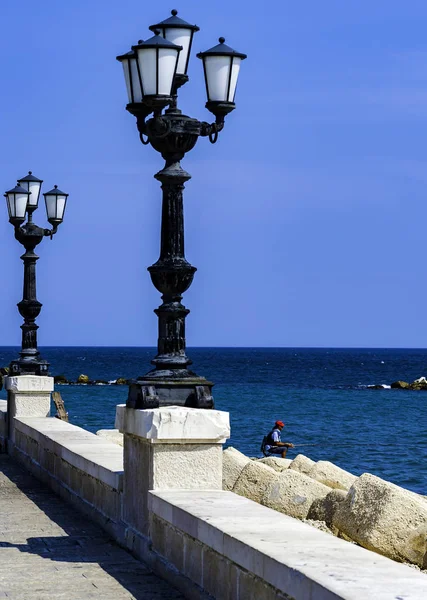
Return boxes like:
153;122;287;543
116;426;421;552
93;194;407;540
115;405;230;537
5;375;53;444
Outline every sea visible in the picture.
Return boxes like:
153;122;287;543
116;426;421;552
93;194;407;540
0;347;426;495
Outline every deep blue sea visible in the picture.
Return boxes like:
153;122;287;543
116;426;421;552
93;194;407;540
0;347;426;495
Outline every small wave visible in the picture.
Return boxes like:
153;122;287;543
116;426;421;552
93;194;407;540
365;384;391;389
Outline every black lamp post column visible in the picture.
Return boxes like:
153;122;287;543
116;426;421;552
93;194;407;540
127;113;214;409
11;217;49;375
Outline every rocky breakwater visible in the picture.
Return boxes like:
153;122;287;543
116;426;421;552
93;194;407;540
53;374;130;386
223;447;427;569
370;376;427;390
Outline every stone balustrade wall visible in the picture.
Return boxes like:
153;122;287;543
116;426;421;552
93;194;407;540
3;401;427;600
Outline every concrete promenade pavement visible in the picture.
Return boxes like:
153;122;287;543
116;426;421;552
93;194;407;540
0;456;185;600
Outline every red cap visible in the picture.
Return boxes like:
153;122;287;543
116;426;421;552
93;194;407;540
275;420;285;427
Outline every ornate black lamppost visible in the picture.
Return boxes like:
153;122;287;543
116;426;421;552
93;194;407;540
4;173;69;375
117;10;246;410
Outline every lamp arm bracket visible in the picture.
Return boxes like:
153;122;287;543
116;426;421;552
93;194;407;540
43;226;58;240
136;116;149;145
200;120;224;144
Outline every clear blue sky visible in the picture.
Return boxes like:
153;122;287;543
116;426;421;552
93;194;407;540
0;0;426;348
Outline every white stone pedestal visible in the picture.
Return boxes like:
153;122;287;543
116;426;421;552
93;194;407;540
5;375;53;444
115;404;230;537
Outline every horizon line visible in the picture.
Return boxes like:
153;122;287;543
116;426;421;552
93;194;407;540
1;345;427;350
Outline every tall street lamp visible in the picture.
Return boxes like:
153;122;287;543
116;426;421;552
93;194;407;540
117;10;246;410
4;173;69;375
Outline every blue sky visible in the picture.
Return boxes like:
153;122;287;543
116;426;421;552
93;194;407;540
0;0;427;347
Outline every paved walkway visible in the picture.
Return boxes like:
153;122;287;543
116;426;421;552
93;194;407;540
0;456;184;600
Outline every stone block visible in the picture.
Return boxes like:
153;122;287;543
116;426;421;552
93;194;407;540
96;429;124;446
262;469;330;519
307;460;356;491
233;461;279;504
257;456;292;471
288;453;315;475
202;545;234;600
116;405;230;443
307;489;347;534
183;533;204;588
333;473;427;566
5;375;54;393
152;443;223;490
222;447;251;490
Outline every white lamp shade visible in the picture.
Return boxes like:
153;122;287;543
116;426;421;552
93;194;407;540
119;53;143;104
17;172;43;208
44;186;68;222
136;46;180;96
5;184;31;221
149;11;199;77
7;192;28;219
204;55;241;102
197;38;246;107
163;28;192;75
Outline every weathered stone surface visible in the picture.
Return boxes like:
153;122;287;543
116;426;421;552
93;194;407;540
307;460;357;491
96;429;124;447
5;375;54;393
116;405;230;443
307;489;347;534
303;519;334;535
233;461;279;504
222;447;251;491
257;456;292;471
262;469;330;519
288;453;315;475
333;473;427;566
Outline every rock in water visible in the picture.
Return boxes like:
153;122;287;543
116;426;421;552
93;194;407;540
332;473;427;567
289;454;316;475
390;381;410;389
307;460;357;491
233;461;279;504
262;469;330;519
77;374;90;384
222;447;251;491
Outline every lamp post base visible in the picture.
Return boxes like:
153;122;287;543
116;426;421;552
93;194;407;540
127;373;214;409
9;358;49;377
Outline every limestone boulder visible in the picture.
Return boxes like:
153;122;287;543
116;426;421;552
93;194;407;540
262;469;330;519
289;454;315;475
333;473;427;566
233;461;279;504
307;460;356;491
307;489;347;534
96;429;124;447
257;456;292;472
222;447;251;491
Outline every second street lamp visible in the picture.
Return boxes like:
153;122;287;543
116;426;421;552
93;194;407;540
117;10;246;410
5;173;69;375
